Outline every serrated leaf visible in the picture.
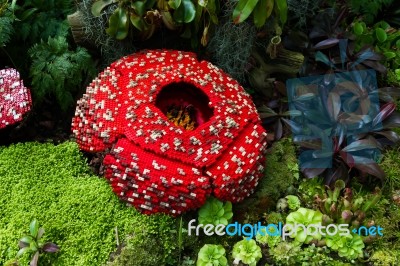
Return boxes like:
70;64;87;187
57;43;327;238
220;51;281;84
232;0;259;24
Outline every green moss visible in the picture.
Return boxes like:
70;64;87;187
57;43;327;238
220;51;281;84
380;146;400;191
256;138;298;201
0;142;178;266
370;250;399;266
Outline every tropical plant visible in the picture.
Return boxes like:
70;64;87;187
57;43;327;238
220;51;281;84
285;207;323;244
16;220;60;266
255;226;281;248
0;0;15;48
287;63;400;185
349;0;398;26
198;197;233;227
232;239;262;266
337;233;364;259
232;0;287;28
196;244;227;266
90;0;220;46
28;36;96;112
313;180;382;227
285;195;301;210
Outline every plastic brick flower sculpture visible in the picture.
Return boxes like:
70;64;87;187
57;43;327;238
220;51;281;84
0;68;31;129
71;50;268;215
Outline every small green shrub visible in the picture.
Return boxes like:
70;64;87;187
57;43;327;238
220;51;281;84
380;146;400;190
0;1;14;48
0;141;177;266
256;138;298;201
29;36;96;112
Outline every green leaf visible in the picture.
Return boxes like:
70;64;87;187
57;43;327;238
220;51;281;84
375;28;387;43
106;7;129;40
131;1;146;16
232;0;260;24
37;228;45;241
253;0;273;28
384;51;396;59
168;0;181;9
20;8;39;21
16;247;30;258
130;14;146;31
173;0;196;23
91;0;116;17
275;0;287;25
207;0;219;24
19;236;33;247
30;220;39;238
353;22;364;35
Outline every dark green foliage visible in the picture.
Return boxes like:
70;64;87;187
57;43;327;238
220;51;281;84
207;1;256;82
0;141;178;266
28;36;96;111
107;237;166;266
108;215;181;266
0;8;14;47
13;0;72;43
380;146;400;190
256;138;298;201
349;0;394;25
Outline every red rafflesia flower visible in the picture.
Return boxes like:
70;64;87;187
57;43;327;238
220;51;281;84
0;68;32;129
72;50;268;215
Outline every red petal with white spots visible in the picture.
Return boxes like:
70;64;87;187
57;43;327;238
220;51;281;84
72;50;268;215
0;69;32;129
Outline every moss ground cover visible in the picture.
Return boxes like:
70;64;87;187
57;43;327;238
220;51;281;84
0;141;176;265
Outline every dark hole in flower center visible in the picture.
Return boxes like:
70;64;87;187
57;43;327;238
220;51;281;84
155;82;213;130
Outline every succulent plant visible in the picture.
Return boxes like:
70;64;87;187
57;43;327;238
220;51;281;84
285;207;323;244
337;233;365;260
196;244;228;266
198;197;233;226
232;239;262;266
264;212;284;224
255;227;281;248
285;195;301;210
313;180;382;227
269;241;301;265
325;231;344;251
